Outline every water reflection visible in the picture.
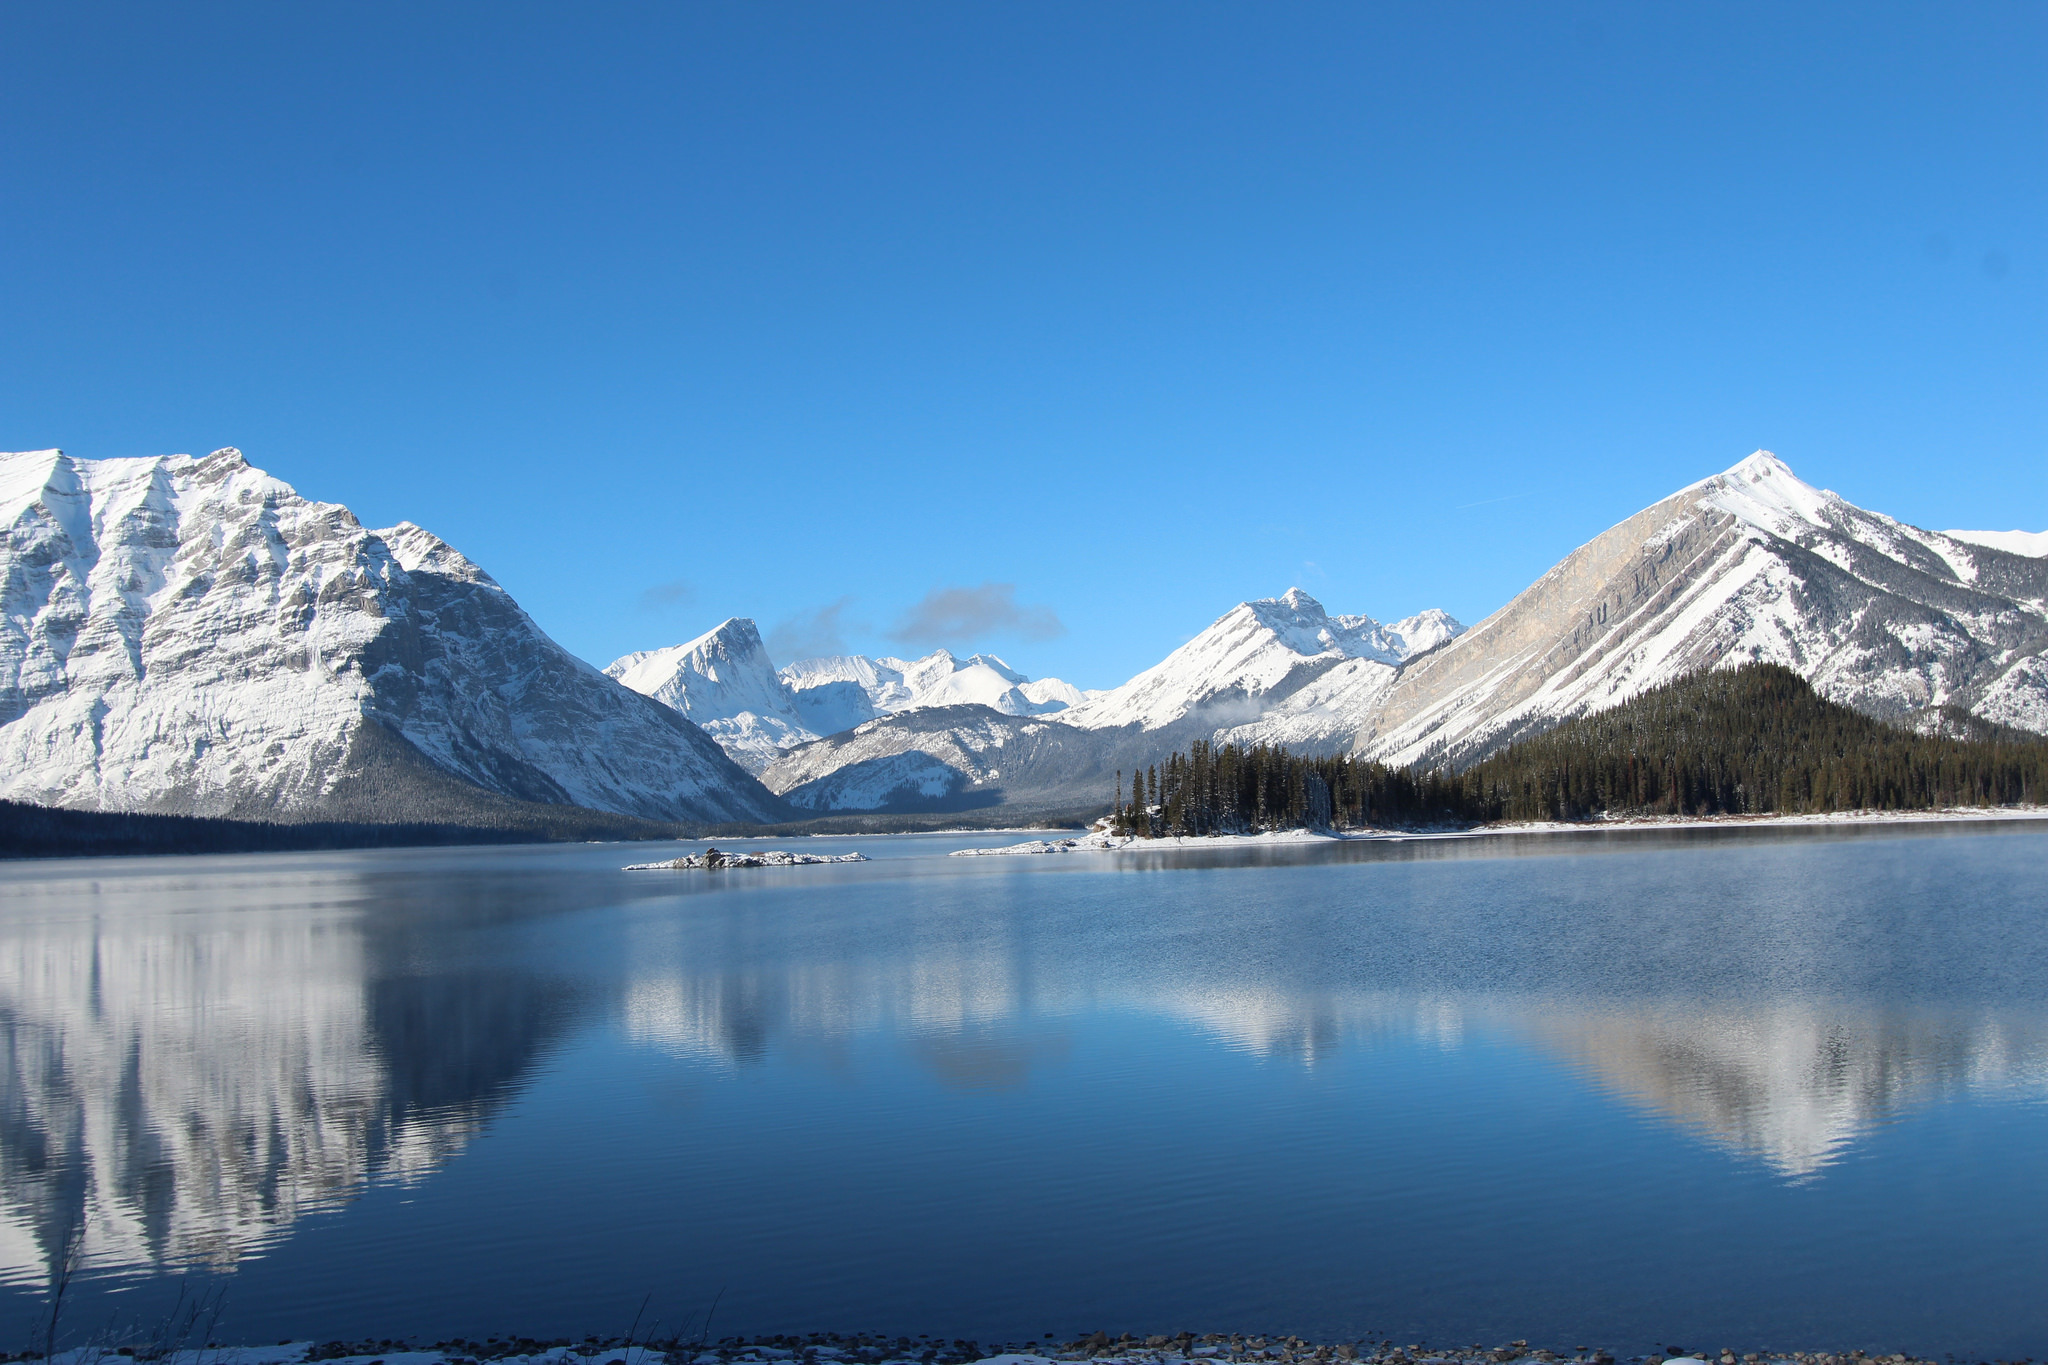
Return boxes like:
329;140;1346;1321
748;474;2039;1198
1522;1002;2048;1177
0;882;579;1290
619;950;2048;1178
2;830;2046;1334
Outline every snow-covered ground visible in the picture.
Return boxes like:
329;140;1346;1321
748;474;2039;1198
624;849;868;869
1944;527;2048;558
957;806;2048;855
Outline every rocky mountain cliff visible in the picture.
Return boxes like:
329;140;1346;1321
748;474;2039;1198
1355;452;2048;767
0;448;784;825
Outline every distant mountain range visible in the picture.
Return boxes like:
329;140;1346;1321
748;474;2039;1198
3;446;2043;830
750;453;2048;813
603;619;1091;774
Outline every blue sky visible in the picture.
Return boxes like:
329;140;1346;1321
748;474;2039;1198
3;2;2042;689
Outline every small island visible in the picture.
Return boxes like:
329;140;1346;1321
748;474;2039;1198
625;847;868;870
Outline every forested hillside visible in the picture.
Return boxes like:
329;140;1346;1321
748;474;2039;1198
1111;664;2048;834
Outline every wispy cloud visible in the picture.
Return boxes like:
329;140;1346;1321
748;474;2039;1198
638;580;694;610
889;583;1064;649
767;597;861;664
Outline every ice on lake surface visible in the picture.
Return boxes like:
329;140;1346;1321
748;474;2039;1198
1;824;2045;1357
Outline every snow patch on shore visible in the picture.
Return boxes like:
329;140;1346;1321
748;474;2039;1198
625;850;868;870
956;806;2048;857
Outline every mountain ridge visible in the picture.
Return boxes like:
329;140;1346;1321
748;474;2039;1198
0;447;784;825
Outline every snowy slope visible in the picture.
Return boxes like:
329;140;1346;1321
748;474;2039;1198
605;619;818;774
761;592;1464;813
761;704;1117;813
1946;528;2048;558
1356;451;2048;767
606;630;1090;772
780;649;1089;718
1061;588;1462;733
0;448;783;823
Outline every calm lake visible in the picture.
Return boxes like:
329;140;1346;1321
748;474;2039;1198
2;824;2045;1357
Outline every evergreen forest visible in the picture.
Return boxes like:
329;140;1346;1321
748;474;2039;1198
1108;663;2047;835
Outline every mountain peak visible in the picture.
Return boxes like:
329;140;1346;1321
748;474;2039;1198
1275;587;1325;614
1698;449;1836;534
695;616;765;653
1724;449;1791;480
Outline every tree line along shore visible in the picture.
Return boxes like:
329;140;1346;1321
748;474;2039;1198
1109;664;2047;838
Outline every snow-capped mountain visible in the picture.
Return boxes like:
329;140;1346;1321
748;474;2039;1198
605;626;1093;774
0;448;782;824
1061;588;1461;733
782;649;1090;718
1355;451;2048;767
605;618;818;774
759;590;1461;813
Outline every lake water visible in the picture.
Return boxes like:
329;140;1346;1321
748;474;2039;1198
2;824;2045;1358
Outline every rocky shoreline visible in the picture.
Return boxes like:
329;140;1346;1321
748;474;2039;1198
19;1331;1982;1365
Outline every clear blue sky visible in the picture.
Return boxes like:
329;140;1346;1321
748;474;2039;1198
4;2;2042;688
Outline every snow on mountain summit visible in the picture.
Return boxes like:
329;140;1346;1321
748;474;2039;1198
778;648;1086;718
608;632;1091;772
760;450;2048;815
1062;589;1464;732
1355;451;2048;767
0;448;780;823
604;618;817;774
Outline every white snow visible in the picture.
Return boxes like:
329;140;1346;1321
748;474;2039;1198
1945;527;2048;557
1061;588;1464;732
779;648;1086;719
950;834;1127;856
1357;450;2048;766
0;448;778;823
624;849;868;869
606;619;821;774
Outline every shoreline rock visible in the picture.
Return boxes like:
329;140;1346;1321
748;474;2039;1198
17;1330;1968;1365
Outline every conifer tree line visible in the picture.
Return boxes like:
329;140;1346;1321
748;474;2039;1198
1110;663;2046;835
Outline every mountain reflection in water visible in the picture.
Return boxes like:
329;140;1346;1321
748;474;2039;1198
0;853;589;1291
0;828;2044;1351
622;965;2048;1177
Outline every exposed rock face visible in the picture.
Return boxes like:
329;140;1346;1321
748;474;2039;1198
1357;452;2048;768
0;448;783;824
